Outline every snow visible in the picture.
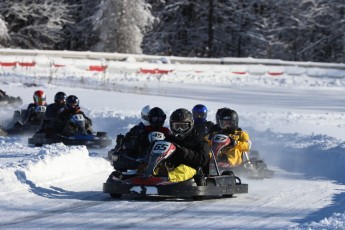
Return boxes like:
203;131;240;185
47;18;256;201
1;57;345;229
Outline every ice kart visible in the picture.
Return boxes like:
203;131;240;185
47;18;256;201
210;134;274;179
0;89;23;107
28;114;112;148
106;133;147;173
103;132;248;200
4;107;46;136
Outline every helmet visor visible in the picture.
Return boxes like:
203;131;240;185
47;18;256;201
69;103;78;108
150;116;164;123
171;122;190;132
34;96;46;106
56;98;65;104
193;111;206;120
219;119;235;129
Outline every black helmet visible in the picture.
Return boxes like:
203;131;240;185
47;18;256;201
219;108;239;130
66;95;79;110
170;108;194;140
148;107;166;128
216;107;229;126
54;92;67;104
192;104;207;123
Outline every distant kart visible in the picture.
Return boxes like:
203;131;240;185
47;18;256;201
28;114;112;148
4;107;46;136
0;90;23;108
209;134;274;179
103;132;248;200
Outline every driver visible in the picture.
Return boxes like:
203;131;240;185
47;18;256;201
207;108;251;166
164;108;210;182
58;95;93;135
121;107;171;159
23;90;47;126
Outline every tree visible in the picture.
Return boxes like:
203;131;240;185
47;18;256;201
0;0;74;49
92;0;154;53
144;0;345;63
0;16;10;47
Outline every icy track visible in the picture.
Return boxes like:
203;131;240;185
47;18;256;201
1;69;345;229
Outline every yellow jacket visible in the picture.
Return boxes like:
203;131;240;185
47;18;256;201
207;128;251;166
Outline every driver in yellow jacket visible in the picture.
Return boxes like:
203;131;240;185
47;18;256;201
207;108;250;166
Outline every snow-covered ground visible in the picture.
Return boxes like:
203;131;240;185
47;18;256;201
1;59;345;229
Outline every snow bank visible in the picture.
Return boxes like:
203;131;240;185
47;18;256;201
0;138;112;195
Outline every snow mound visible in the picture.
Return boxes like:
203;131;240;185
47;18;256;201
0;140;112;195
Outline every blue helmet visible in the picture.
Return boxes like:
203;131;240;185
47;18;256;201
192;104;207;123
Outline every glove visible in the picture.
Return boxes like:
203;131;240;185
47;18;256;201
172;143;187;160
172;142;183;152
229;137;237;147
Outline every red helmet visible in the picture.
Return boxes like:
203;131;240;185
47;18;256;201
33;90;46;106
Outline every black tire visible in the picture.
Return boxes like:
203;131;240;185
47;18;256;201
110;193;122;199
192;196;204;201
222;194;233;198
110;171;123;180
221;170;235;176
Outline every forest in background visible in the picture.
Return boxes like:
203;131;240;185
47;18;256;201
0;0;344;63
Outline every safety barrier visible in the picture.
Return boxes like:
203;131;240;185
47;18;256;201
0;48;345;79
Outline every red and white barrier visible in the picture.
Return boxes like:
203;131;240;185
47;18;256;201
0;48;345;79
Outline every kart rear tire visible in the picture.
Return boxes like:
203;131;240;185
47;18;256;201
110;193;122;199
222;194;233;198
221;170;234;176
192;196;204;201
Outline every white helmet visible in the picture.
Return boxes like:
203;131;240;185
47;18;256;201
141;105;151;126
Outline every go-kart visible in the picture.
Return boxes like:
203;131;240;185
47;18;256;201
0;90;23;107
209;133;274;179
103;132;248;200
28;114;112;148
5;106;46;136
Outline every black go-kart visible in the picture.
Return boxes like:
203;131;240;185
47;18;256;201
103;132;248;200
209;134;274;179
28;114;112;148
4;107;45;136
0;90;23;108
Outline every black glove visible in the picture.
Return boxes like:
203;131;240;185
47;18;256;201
172;143;188;161
229;137;237;147
172;142;181;149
